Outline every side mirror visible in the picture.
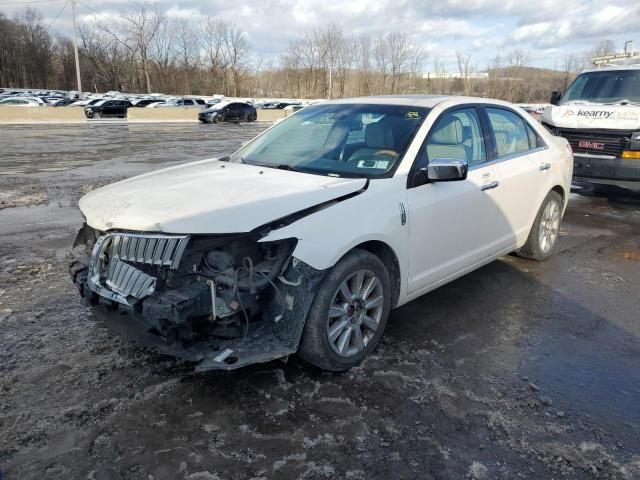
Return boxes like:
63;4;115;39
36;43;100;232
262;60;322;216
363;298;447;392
550;91;562;106
421;158;468;182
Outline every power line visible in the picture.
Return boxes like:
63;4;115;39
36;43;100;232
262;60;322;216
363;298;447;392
75;0;113;22
44;0;68;32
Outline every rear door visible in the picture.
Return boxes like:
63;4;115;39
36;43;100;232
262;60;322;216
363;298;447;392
406;107;503;294
114;101;125;117
102;101;115;116
483;107;551;249
227;103;240;121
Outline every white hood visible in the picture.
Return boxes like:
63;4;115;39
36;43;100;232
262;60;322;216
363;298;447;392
542;104;640;130
79;159;366;234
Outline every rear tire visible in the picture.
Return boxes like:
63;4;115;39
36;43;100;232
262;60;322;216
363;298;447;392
298;249;391;371
517;191;563;261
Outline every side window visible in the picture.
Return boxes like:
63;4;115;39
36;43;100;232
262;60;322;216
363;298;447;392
486;108;531;158
424;108;486;167
526;124;545;149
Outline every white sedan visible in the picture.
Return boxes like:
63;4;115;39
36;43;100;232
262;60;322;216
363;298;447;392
0;96;46;107
71;95;573;372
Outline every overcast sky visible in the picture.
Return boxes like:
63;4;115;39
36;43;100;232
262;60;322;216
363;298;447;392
2;0;639;71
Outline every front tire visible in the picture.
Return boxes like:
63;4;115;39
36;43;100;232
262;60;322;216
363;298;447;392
518;191;563;261
298;249;391;371
93;111;102;119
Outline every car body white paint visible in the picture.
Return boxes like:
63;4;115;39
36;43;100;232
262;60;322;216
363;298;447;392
79;95;572;309
79;159;366;233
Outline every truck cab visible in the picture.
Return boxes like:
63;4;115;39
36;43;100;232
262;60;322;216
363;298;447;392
541;63;640;189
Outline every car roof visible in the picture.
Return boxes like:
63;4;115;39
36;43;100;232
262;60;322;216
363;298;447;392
322;94;515;109
581;63;640;73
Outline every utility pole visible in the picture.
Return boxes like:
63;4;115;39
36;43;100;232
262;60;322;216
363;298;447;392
70;0;82;96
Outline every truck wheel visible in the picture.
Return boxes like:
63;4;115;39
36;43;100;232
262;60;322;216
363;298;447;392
298;249;391;371
518;191;563;261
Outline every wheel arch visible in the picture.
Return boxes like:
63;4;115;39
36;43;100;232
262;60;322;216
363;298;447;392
348;240;401;308
551;184;567;210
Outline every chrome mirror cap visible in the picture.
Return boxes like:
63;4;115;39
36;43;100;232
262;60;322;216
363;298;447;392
424;158;469;182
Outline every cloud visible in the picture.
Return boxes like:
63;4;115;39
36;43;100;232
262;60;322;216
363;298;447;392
1;0;638;71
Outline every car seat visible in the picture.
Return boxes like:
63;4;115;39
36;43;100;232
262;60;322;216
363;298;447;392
426;116;467;161
348;122;397;163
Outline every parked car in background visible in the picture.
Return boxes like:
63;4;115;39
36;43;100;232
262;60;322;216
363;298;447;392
84;99;131;119
70;95;572;373
144;101;166;108
70;98;104;107
262;101;301;110
157;98;206;108
131;98;164;107
0;96;46;107
51;98;77;107
198;101;257;123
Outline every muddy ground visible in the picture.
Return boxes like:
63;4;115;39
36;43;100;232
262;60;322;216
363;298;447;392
0;123;639;480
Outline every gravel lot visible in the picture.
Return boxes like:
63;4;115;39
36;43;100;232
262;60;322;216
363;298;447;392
0;123;639;480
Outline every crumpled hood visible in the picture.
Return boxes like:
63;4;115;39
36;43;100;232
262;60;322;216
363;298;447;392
79;159;366;234
542;104;640;130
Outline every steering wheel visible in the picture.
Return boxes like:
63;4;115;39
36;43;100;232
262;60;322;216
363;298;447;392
375;149;400;158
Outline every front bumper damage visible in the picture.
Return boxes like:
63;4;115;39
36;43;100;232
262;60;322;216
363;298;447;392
69;224;323;371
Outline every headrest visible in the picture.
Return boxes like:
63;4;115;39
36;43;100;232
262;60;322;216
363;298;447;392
365;122;395;149
431;116;463;145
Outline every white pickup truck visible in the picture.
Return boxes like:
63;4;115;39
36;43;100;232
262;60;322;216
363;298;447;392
541;63;640;189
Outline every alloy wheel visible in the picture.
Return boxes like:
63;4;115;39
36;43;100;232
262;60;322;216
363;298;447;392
539;200;560;253
327;269;384;358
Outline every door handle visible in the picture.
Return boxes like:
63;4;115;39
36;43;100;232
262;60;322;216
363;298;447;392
539;163;551;171
481;181;499;191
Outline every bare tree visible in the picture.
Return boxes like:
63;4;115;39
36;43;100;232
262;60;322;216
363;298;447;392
97;1;165;93
224;24;249;96
456;50;474;95
173;18;199;94
591;39;617;58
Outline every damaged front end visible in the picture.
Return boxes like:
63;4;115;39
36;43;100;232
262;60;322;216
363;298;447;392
69;224;323;371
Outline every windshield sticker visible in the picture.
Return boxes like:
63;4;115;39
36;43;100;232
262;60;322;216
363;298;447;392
357;160;390;169
407;111;421;119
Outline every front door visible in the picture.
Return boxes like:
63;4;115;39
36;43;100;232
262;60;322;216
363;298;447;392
406;107;503;294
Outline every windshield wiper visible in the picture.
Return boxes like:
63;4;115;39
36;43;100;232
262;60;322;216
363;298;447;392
562;100;601;105
275;164;298;171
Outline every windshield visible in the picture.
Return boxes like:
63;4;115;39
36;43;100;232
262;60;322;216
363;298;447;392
561;70;640;104
230;103;429;178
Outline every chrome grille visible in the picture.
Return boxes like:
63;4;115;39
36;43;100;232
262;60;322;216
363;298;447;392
108;233;189;269
106;258;156;298
87;232;190;305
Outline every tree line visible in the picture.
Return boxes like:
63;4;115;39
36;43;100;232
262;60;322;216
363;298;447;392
0;3;619;102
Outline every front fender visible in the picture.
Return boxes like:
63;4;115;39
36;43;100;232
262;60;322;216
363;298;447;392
261;177;409;296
